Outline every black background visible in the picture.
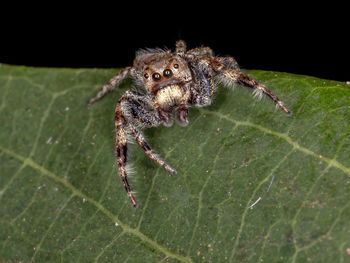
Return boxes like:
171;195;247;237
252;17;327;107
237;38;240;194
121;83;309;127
1;4;348;81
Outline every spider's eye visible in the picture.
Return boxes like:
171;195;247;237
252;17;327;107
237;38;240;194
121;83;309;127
152;73;161;81
144;73;149;79
173;64;179;69
163;69;173;78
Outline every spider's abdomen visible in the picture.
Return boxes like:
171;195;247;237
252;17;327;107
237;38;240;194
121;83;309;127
155;85;184;110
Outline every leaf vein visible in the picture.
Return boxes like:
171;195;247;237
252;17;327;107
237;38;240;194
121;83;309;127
28;95;56;158
229;148;294;262
31;194;74;261
187;121;237;256
199;108;350;177
93;231;125;263
290;139;347;263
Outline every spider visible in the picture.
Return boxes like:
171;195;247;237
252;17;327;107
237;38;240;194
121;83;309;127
88;40;291;207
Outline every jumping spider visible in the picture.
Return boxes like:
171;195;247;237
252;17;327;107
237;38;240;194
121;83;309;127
88;40;291;207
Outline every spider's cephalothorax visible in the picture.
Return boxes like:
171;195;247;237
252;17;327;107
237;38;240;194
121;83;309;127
88;40;291;207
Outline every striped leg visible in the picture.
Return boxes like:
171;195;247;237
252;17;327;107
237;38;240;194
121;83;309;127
115;115;137;207
206;58;292;115
216;56;240;71
88;67;131;105
230;70;291;115
130;126;177;175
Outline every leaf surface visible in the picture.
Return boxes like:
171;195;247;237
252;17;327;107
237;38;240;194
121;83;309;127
1;64;350;262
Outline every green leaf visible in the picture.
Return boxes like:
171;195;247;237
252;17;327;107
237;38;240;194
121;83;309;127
1;63;349;263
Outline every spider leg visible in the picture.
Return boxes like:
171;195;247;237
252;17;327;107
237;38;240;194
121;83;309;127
175;40;187;55
216;56;240;71
115;90;177;206
88;67;131;105
187;60;216;107
115;121;137;207
129;126;177;175
206;57;292;115
187;46;214;57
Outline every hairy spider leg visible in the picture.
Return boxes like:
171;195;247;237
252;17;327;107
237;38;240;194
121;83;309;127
175;40;187;54
129;126;177;175
115;91;177;206
205;57;292;115
216;57;240;71
115;113;137;207
185;46;239;69
187;46;214;57
186;60;216;107
88;67;131;105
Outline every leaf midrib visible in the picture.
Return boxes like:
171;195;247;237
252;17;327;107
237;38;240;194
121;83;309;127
0;145;194;263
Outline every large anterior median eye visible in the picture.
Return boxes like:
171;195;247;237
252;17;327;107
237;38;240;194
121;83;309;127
152;73;161;81
163;69;173;78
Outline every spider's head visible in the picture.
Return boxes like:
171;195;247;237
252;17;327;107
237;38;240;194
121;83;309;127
133;49;192;94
